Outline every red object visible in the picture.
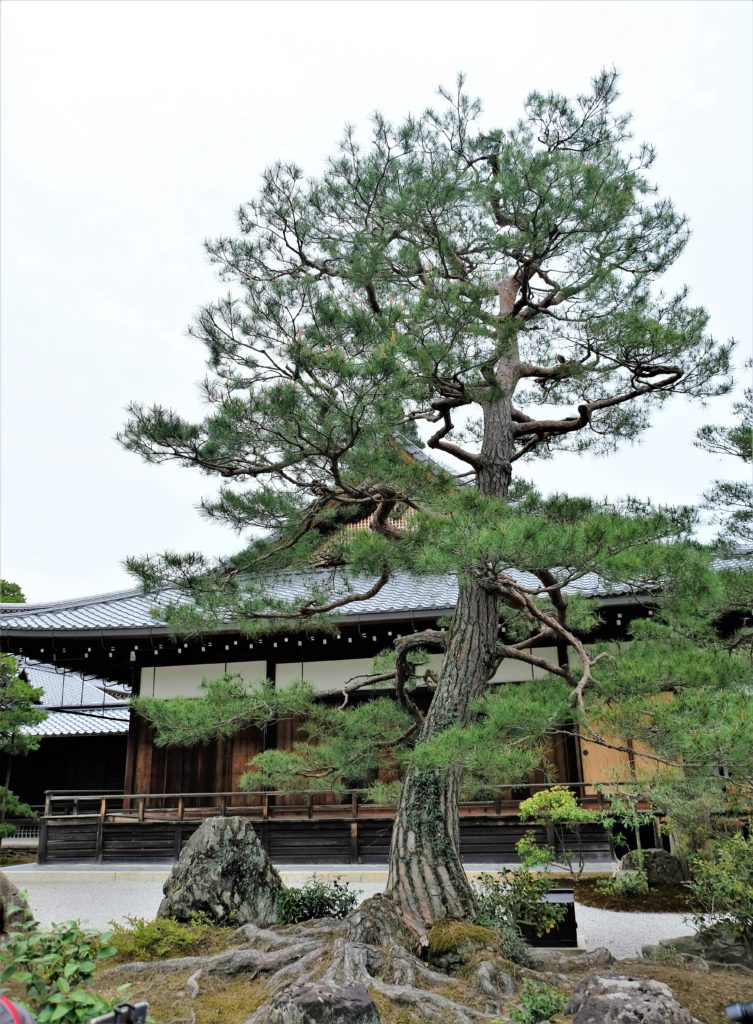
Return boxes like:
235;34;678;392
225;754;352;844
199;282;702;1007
0;998;22;1024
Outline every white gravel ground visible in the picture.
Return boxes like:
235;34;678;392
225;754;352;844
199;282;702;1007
5;865;696;960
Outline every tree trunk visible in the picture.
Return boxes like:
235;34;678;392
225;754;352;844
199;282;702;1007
387;388;517;935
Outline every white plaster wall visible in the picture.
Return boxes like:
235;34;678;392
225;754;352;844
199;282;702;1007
276;657;381;694
141;660;267;698
274;646;560;694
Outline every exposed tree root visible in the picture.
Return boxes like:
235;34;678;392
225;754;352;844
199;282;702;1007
106;899;536;1022
101;938;323;979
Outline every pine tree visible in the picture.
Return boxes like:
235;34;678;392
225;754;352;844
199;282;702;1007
121;72;734;933
0;654;46;832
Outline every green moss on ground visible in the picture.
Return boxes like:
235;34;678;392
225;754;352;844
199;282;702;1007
427;920;497;956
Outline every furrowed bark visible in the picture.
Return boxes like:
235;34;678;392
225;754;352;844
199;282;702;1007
386;279;519;935
388;407;515;934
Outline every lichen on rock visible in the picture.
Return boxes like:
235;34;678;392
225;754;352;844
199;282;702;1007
158;815;282;926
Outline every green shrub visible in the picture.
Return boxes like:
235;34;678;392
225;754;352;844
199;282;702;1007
595;869;649;899
687;831;753;959
276;876;357;925
110;914;231;961
474;870;566;938
493;921;535;968
518;786;601;879
509;979;567;1024
0;903;121;1023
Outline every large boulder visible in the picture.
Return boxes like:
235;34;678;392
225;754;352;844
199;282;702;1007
0;870;33;934
565;974;703;1024
158;816;282;926
620;848;685;887
248;984;380;1024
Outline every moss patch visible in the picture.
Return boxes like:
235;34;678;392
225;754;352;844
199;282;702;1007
369;989;422;1024
574;879;694;913
427;920;496;955
96;964;273;1024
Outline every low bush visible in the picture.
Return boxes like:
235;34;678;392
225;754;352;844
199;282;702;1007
0;903;121;1023
474;870;566;938
276;876;357;925
509;979;567;1024
110;914;231;961
687;831;753;960
595;869;649;899
493;921;535;968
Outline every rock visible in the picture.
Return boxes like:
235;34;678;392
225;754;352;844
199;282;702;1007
642;923;753;970
565;974;703;1023
619;848;685;887
158;816;282;926
250;984;380;1023
0;870;33;934
531;946;614;973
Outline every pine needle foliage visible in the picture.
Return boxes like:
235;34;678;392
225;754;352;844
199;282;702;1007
119;73;747;913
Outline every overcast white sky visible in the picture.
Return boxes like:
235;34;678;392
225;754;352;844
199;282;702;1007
1;0;751;603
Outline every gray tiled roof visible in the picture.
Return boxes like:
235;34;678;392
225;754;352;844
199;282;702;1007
19;660;131;737
25;707;130;738
0;569;638;636
21;660;130;708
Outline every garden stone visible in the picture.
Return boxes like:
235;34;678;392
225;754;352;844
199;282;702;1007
620;848;685;887
531;946;613;972
249;984;380;1023
642;924;753;969
158;815;282;926
565;974;703;1023
0;870;33;933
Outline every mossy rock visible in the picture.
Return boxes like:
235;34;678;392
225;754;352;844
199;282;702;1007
427;920;498;970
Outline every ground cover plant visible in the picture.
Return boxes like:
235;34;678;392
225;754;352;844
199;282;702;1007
110;914;234;962
0;905;121;1024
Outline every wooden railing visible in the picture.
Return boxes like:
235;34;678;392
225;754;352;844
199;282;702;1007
42;780;634;823
38;783;646;865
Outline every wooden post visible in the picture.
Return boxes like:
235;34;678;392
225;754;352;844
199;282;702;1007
351;792;359;819
95;813;104;863
307;795;314;820
138;797;145;822
350;821;359;864
37;819;48;864
220;794;228;817
44;791;52;818
177;797;185;821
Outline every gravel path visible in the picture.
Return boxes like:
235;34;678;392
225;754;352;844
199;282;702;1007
6;865;696;960
574;902;694;959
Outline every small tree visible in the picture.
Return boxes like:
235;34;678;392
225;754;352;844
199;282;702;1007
0;581;25;604
121;72;734;933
